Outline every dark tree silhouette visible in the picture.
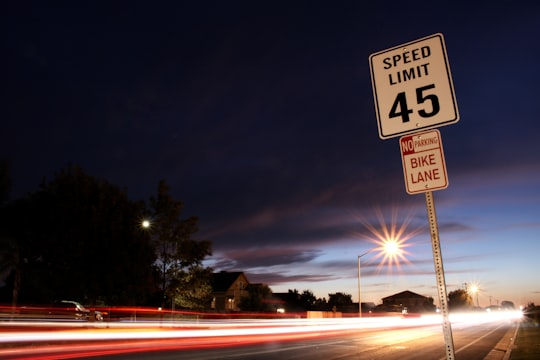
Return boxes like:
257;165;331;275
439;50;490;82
1;165;157;305
238;283;274;312
327;292;354;312
146;180;213;310
448;289;473;311
0;160;11;204
299;289;317;310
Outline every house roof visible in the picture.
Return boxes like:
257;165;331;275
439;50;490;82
382;290;428;300
211;271;247;292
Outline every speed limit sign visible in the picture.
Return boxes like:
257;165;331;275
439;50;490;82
369;33;459;140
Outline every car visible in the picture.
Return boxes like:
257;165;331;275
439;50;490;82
501;301;516;310
6;300;103;322
49;300;90;320
485;305;502;312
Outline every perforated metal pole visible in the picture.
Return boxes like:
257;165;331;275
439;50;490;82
425;190;455;360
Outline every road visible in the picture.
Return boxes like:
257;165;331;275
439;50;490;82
0;312;520;359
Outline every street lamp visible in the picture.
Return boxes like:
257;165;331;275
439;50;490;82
357;250;370;317
357;238;403;317
470;285;480;308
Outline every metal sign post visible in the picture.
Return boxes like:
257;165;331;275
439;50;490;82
425;190;455;360
369;33;459;360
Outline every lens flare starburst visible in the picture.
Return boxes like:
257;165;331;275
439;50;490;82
357;207;421;274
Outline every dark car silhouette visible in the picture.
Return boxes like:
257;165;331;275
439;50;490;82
48;300;90;320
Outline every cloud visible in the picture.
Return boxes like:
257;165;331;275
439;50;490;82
215;248;323;269
245;272;340;288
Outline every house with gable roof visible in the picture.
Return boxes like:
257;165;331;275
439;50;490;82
381;290;435;313
210;271;249;311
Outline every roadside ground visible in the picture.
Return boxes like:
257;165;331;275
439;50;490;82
509;320;540;360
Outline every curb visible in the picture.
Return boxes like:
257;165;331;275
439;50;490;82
483;321;519;360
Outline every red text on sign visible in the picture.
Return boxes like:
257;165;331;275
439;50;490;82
410;154;436;168
410;168;441;184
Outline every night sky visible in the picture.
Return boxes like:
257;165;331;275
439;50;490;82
3;1;540;306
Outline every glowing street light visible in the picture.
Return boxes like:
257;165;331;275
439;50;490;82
141;219;151;229
470;284;480;307
354;208;417;317
358;236;414;317
383;240;400;255
358;237;408;317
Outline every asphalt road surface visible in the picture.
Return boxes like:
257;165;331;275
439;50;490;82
116;321;515;360
1;315;518;360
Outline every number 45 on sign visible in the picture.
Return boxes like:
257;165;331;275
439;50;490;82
369;33;459;140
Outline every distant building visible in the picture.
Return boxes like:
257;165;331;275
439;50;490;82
210;271;249;311
381;290;434;313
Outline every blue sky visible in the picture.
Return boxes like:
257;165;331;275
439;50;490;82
3;1;539;307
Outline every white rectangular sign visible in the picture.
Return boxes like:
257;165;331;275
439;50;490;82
400;129;448;194
370;33;459;139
